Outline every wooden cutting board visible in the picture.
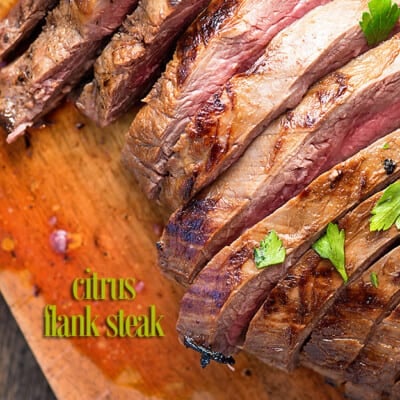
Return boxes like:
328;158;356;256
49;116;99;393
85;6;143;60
0;2;345;399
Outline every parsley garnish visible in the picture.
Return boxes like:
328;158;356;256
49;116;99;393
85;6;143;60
370;181;400;231
370;272;379;288
254;231;286;269
383;142;390;149
312;223;348;283
360;0;400;46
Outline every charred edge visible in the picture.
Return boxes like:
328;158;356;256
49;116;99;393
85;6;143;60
182;170;198;202
176;0;238;86
317;72;349;105
165;198;217;246
190;89;227;140
183;336;235;368
288;70;349;130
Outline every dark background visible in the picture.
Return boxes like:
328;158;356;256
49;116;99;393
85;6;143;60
0;292;56;400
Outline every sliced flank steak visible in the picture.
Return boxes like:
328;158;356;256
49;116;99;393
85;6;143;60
301;246;400;381
343;288;400;399
157;0;371;210
159;32;400;286
122;0;331;201
0;0;138;143
0;0;57;61
176;130;400;361
243;191;400;372
76;0;210;126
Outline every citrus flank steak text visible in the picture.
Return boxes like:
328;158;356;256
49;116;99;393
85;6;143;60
43;269;165;338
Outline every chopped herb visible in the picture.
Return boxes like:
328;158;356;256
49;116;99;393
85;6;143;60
383;142;390;149
312;223;348;283
254;231;286;269
384;158;396;175
370;272;379;288
360;0;400;46
370;181;400;231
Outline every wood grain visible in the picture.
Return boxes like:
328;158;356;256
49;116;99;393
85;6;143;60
0;1;345;398
0;292;55;400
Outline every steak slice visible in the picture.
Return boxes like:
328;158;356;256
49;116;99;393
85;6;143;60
301;246;400;381
243;191;400;372
76;0;210;127
392;384;400;400
159;32;400;286
0;0;57;61
121;0;330;200
0;0;138;143
344;292;400;398
158;0;371;210
176;130;400;359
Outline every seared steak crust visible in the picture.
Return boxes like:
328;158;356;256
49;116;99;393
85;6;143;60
244;191;400;371
344;292;400;398
160;32;400;286
177;129;400;357
0;0;138;142
122;0;330;201
76;0;210;126
302;247;400;380
0;0;57;61
158;0;370;210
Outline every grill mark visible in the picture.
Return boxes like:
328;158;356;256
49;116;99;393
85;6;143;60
165;198;217;246
283;72;349;131
176;0;239;86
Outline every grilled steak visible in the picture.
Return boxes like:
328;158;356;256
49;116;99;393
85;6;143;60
343;289;400;399
176;130;400;358
122;0;330;200
392;384;400;400
159;33;400;286
0;0;138;143
158;0;370;210
0;0;57;61
243;191;400;372
301;246;400;381
76;0;210;126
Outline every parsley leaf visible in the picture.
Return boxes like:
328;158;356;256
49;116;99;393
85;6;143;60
370;272;379;288
312;223;348;283
360;0;400;46
254;231;286;269
370;181;400;231
383;142;390;149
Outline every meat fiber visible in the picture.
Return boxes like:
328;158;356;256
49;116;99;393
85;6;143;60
76;0;210;126
176;129;400;359
243;191;400;371
344;299;400;399
159;32;400;286
157;0;371;210
122;0;331;200
0;0;57;61
0;0;138;142
301;246;400;381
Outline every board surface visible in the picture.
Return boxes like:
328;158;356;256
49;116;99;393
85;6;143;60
0;2;345;398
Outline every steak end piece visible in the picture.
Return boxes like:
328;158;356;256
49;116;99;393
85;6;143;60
76;0;210;127
0;0;138;142
176;128;400;361
0;0;57;61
